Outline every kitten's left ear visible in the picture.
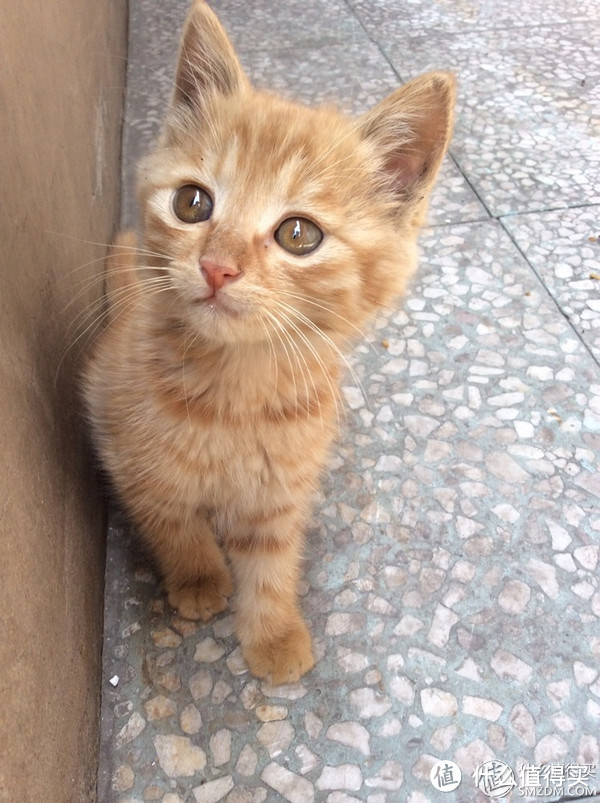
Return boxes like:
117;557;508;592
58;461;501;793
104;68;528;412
172;0;248;110
360;72;456;207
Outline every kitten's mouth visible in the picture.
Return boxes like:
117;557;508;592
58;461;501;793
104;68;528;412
193;292;243;318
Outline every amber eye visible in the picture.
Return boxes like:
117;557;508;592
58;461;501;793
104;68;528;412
274;217;323;256
172;184;213;223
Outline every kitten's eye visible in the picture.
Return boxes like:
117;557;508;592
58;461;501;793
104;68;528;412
172;184;213;223
274;217;323;256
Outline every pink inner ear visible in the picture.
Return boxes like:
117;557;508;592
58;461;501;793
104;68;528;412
386;150;428;193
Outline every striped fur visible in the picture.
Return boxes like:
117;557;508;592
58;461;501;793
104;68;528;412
83;0;454;683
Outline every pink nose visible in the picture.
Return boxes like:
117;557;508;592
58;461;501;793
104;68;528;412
200;258;242;294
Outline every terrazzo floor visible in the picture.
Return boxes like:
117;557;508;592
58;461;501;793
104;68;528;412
98;1;600;801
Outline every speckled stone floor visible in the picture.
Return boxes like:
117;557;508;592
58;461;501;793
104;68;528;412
98;1;600;801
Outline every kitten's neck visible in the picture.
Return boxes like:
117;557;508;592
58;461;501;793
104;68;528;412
149;315;340;423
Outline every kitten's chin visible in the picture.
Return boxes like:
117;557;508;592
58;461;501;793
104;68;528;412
187;295;265;346
193;293;243;319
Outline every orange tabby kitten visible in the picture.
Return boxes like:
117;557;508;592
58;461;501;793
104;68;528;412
84;0;454;683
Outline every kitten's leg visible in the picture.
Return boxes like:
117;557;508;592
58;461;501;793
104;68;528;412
141;512;233;621
228;514;314;684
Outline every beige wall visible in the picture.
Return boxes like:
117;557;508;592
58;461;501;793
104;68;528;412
0;1;127;800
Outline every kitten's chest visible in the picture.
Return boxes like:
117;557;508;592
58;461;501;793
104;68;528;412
144;393;326;512
98;322;336;512
138;353;326;498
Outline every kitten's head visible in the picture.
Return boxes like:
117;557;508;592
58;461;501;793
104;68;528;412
138;0;455;347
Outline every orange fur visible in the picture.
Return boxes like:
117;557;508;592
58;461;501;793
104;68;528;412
83;0;455;683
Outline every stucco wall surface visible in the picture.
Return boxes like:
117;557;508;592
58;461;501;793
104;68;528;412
0;1;127;800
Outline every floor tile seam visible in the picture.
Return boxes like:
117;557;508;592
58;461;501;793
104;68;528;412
419;211;599;367
340;0;409;87
497;201;600;221
236;4;410;96
354;17;600;42
344;0;600;54
499;214;600;371
427;214;491;229
445;151;494;221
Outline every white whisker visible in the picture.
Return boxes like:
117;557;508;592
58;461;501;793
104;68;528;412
56;278;172;387
277;288;376;352
256;313;280;408
270;303;343;430
262;309;304;420
181;325;200;433
66;274;169;332
274;299;366;415
63;265;167;315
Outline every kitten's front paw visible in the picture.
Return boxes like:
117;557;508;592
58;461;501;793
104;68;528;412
167;571;233;622
243;619;314;684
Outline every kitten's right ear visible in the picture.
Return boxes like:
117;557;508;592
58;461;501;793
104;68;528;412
172;0;247;110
